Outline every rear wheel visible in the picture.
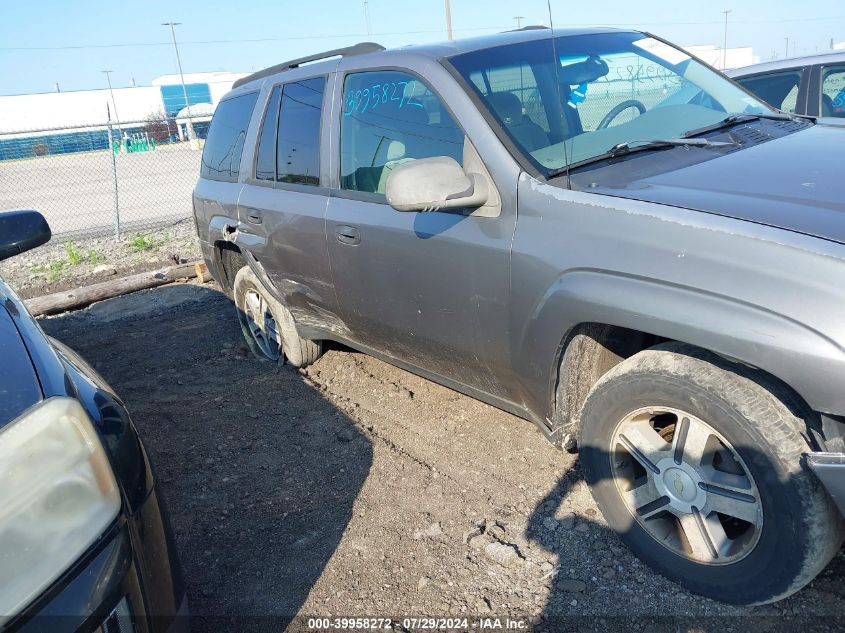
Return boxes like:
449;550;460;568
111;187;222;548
233;266;322;368
578;342;843;604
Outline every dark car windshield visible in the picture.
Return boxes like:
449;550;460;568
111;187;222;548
0;302;42;427
448;31;771;173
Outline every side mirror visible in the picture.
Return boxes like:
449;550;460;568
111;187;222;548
386;157;489;213
0;210;51;261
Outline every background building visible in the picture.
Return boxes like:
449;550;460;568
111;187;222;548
0;44;759;162
0;71;247;160
683;45;759;70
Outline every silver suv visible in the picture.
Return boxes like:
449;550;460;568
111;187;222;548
193;28;845;604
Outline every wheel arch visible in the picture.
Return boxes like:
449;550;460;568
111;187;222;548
212;240;245;296
519;270;845;444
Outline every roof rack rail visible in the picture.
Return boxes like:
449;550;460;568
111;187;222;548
506;25;550;32
232;42;385;89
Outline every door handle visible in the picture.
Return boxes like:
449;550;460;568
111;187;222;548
243;208;263;224
335;225;361;245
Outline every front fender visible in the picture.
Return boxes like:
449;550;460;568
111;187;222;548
518;269;845;423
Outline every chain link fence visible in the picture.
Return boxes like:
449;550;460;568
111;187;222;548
0;121;202;238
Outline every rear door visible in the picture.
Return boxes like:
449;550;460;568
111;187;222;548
325;65;518;395
193;90;259;248
236;73;345;333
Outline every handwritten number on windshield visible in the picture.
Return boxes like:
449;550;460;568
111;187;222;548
344;80;425;116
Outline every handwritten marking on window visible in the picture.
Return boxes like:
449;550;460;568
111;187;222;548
344;80;426;116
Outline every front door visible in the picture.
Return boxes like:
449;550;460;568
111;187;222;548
325;69;515;395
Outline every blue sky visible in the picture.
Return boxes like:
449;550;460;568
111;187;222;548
1;0;843;95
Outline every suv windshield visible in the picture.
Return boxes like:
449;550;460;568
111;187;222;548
448;31;772;174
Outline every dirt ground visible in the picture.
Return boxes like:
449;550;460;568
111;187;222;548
40;282;845;632
0;219;201;300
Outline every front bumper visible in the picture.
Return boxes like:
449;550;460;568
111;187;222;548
8;487;187;633
807;452;845;516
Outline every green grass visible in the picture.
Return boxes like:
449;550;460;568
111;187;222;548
86;249;105;265
64;241;82;266
48;259;65;282
129;234;159;252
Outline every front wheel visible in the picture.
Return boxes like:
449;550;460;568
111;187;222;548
578;342;842;604
232;266;322;368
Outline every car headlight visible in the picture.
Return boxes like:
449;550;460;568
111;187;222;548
0;397;120;619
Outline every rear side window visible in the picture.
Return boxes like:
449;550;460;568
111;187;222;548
201;92;259;182
821;66;845;117
255;86;281;181
734;70;802;113
276;77;326;185
340;70;464;195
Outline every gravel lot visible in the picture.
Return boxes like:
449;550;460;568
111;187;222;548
40;282;845;632
0;145;199;236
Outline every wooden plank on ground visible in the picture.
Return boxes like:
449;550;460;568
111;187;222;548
24;261;211;317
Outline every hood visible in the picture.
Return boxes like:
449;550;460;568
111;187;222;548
0;300;42;428
580;121;845;245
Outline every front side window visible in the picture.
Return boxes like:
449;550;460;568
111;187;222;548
449;32;772;173
340;70;464;194
276;77;325;185
200;92;259;182
821;66;845;117
468;62;550;149
734;70;802;113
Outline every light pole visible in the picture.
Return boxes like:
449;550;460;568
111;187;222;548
514;16;525;29
363;1;372;36
101;70;121;238
162;21;196;144
101;70;122;129
784;37;789;58
721;10;731;70
444;0;453;40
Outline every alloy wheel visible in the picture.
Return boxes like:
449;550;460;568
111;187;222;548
610;406;763;564
242;289;281;362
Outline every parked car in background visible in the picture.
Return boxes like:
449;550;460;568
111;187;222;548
194;28;845;605
0;210;187;632
728;51;845;117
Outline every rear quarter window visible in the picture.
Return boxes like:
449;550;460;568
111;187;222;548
200;92;259;182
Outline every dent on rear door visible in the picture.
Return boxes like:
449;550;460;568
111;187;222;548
234;73;346;335
237;184;341;333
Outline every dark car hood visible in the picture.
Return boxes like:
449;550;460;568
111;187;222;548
0;299;42;427
583;121;845;244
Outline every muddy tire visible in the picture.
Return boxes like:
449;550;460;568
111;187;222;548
578;342;843;605
232;266;322;368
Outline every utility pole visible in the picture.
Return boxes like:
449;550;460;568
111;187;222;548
162;21;196;145
444;0;453;40
101;70;122;129
785;37;789;58
721;10;731;70
514;16;525;29
363;1;372;36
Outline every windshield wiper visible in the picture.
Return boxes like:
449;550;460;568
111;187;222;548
684;112;793;138
606;137;734;155
547;137;734;178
